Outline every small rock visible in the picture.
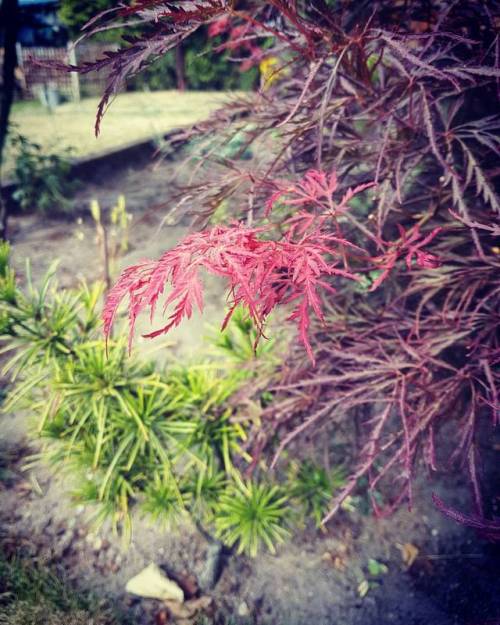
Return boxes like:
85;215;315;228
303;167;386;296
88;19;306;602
237;601;250;617
92;537;103;551
198;541;224;591
126;563;184;602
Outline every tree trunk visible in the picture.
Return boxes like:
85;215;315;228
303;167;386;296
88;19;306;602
0;0;19;240
175;44;186;91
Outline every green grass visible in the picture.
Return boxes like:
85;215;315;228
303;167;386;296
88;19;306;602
0;550;123;625
3;90;231;176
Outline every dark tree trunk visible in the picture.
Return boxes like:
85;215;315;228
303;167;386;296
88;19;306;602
0;0;19;240
175;44;186;91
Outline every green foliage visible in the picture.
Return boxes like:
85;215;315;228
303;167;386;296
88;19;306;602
60;0;257;92
185;41;258;92
208;305;278;370
131;30;259;92
0;550;120;625
10;135;75;213
0;248;349;556
0;262;101;385
128;53;178;92
39;343;181;538
367;558;388;577
141;472;188;527
0;243;17;333
290;461;346;528
184;466;227;520
214;479;290;557
58;0;117;39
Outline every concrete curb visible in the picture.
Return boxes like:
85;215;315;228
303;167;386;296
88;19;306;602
0;129;185;212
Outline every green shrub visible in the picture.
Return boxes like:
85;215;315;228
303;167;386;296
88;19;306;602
0;551;120;625
0;246;347;556
10;134;76;213
0;261;101;386
184;45;258;92
214;479;290;557
289;461;346;528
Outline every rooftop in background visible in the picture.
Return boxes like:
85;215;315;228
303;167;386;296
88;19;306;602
18;0;66;47
19;0;59;6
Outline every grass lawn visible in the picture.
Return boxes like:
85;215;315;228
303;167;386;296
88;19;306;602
3;90;231;176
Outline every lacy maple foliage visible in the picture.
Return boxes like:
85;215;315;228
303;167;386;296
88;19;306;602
64;0;499;535
103;170;440;364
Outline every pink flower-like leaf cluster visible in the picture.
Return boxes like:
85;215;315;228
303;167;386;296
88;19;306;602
265;169;374;215
103;170;441;364
103;216;358;365
370;224;442;290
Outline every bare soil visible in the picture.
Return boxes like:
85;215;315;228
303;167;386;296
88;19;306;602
1;156;499;625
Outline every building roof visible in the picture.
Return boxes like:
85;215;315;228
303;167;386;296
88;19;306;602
19;0;58;7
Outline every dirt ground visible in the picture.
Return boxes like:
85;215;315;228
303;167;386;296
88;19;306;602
1;156;499;625
7;155;226;360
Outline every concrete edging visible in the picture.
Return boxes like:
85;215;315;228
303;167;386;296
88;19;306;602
0;129;184;212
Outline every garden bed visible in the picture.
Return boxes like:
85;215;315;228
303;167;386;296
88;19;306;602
1;431;498;625
1;156;498;625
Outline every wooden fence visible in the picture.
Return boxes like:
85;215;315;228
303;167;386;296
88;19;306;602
0;42;118;101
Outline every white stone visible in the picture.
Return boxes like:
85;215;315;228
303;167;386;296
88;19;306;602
125;563;184;603
237;601;250;617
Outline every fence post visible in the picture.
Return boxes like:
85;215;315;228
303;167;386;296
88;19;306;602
67;41;80;103
15;42;27;94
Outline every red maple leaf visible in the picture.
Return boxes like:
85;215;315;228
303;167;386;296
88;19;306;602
103;218;357;364
103;171;440;364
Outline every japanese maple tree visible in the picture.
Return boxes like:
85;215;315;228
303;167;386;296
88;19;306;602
64;0;499;537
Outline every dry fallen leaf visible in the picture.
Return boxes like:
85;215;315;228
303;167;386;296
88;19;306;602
358;579;369;598
164;595;213;620
396;542;419;568
155;608;170;625
186;596;213;612
164;600;194;620
321;551;347;571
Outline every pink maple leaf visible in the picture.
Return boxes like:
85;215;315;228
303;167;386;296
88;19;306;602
103;218;357;365
103;171;440;364
265;168;374;216
370;225;442;290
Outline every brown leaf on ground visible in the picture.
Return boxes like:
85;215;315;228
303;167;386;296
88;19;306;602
155;608;171;625
186;596;213;613
396;542;419;568
172;572;199;599
321;551;347;571
164;596;213;621
164;600;193;620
